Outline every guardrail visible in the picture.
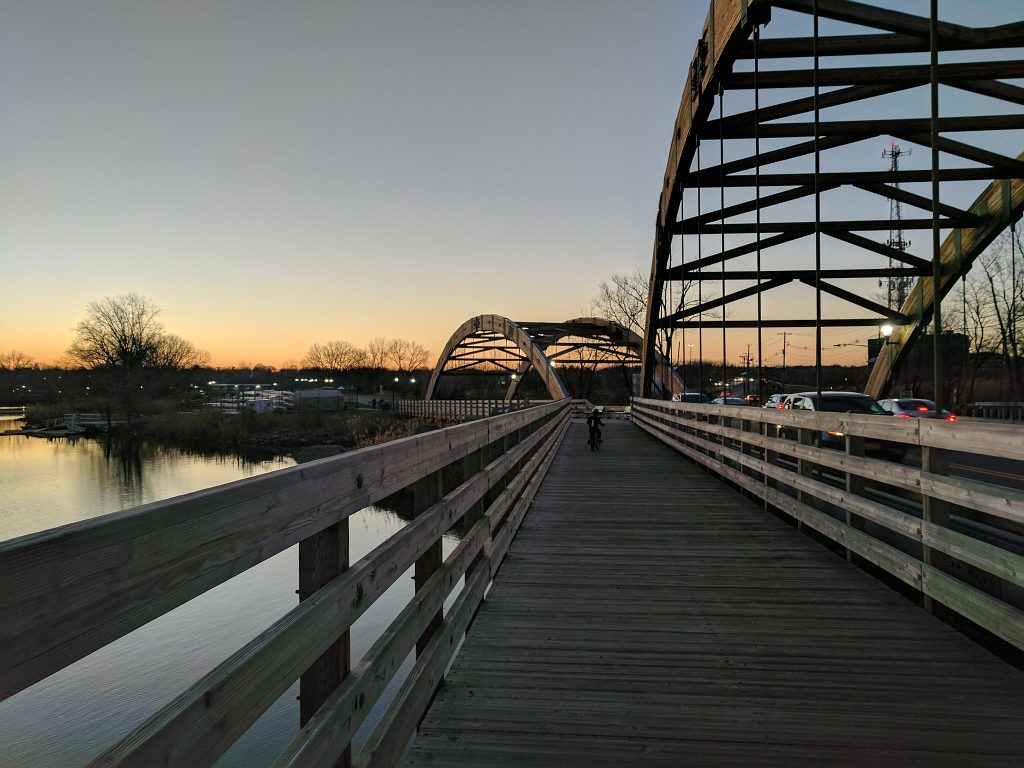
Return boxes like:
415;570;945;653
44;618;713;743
1;399;571;767
631;397;1024;653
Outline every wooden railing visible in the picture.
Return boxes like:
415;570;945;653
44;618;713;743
1;399;571;767
632;398;1024;652
967;402;1024;421
395;399;602;422
395;398;533;421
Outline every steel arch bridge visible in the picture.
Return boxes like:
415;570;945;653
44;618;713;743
639;0;1024;401
426;314;684;402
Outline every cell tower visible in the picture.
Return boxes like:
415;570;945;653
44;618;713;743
881;141;913;311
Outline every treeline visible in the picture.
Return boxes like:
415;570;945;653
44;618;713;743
0;293;434;413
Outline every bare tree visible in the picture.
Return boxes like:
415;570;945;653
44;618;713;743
302;340;367;372
0;350;35;370
67;294;208;414
592;269;707;393
68;293;163;370
977;229;1024;400
366;337;390;371
942;228;1024;403
386;338;431;373
591;268;649;337
150;334;210;370
947;277;1000;406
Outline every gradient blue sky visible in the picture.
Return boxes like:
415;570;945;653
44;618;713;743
3;0;701;368
2;1;1018;369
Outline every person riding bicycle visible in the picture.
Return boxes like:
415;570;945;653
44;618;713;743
586;407;604;447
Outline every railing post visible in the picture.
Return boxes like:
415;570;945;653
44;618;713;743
795;426;816;531
844;434;866;563
461;446;486;578
298;520;351;764
413;469;444;654
921;444;951;612
740;415;755;493
762;419;776;511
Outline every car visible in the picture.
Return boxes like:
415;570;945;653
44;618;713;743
878;398;958;423
762;393;786;410
782;391;887;416
711;397;748;405
744;394;761;406
779;391;904;461
672;391;711;403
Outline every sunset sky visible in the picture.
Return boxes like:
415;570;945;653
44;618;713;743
2;1;1017;371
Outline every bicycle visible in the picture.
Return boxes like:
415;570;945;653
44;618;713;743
588;428;602;452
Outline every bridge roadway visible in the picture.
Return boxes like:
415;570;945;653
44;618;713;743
405;418;1024;766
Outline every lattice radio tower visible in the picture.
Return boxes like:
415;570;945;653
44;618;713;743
881;141;913;310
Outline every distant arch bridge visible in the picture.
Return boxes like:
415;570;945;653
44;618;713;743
425;314;684;402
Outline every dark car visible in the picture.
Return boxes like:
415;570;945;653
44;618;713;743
878;398;958;423
672;391;711;403
780;391;904;461
712;397;748;405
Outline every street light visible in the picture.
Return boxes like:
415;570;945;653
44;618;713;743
392;376;400;408
881;324;895;391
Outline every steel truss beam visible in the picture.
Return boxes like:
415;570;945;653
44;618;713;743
641;0;1024;401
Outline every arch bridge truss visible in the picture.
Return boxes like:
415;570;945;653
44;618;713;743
640;0;1023;402
426;315;683;402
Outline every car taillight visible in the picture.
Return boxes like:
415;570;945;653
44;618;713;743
916;406;929;412
827;430;845;437
946;414;957;423
776;403;784;409
898;413;911;419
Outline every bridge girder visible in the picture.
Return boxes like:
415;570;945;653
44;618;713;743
427;315;684;401
640;0;1024;400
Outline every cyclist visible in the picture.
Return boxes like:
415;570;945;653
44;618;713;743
586;407;604;450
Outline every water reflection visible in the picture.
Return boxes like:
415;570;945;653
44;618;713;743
0;433;291;541
0;432;462;766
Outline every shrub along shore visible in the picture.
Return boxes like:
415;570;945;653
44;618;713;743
24;403;430;462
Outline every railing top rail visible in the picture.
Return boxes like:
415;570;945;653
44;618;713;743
633;397;1024;461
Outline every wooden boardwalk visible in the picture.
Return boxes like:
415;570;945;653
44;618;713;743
405;418;1024;766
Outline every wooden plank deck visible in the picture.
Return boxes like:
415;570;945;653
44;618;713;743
405;418;1024;767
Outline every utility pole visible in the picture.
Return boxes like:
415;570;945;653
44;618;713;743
881;141;913;311
740;345;753;396
778;332;790;392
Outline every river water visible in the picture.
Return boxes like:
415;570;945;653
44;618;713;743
0;421;451;766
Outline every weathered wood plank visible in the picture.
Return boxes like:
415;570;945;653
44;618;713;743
272;508;493;768
407;419;1024;766
355;564;490;768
